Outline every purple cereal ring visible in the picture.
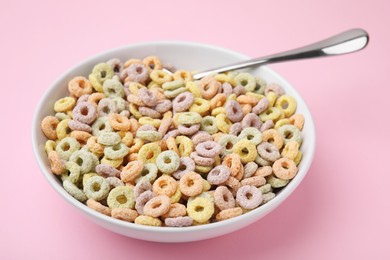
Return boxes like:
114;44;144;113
178;124;200;135
229;122;243;136
257;142;280;162
165;216;193;227
265;83;285;97
73;101;98;124
207;165;230;185
77;94;90;104
105;177;124;189
233;85;247;96
242;113;262;130
135;190;156;215
97;98;117;117
154;100;172;113
225;100;244;123
121;63;149;83
214;186;235;210
106;58;123;75
190;152;215;166
195;141;222;158
172;157;195;180
138;87;158;107
138;124;156;131
139;106;161;119
260;120;274;132
236;185;263;210
96;164;121;178
191;131;213;146
252;98;269;115
134;179;152;198
162;129;180;141
68;120;92;133
173;92;195;112
222;82;233;96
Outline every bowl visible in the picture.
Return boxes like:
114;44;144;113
32;41;316;243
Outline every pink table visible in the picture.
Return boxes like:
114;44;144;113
2;0;389;259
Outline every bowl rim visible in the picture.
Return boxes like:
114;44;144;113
32;40;316;236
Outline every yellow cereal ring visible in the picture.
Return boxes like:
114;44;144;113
45;140;56;154
86;136;104;157
173;70;193;82
56;119;71;140
203;179;211;191
260;107;283;122
128;82;144;95
227;93;237;100
214;73;236;86
266;91;278;107
232;139;257;163
138;117;161;128
281;140;299;160
211;107;226;116
189;98;210;116
150;70;173;85
107;186;135;209
186;197;214;223
170;186;182;204
216;114;232;134
129;103;142;119
119;131;134;147
128;138;144;154
274;118;291;129
186;81;201;98
195;165;212;174
294;150;303;165
275;95;297;117
101;156;123;169
54;97;76;113
175;135;194;157
82;173;98;188
246;92;265;100
138;143;161;163
134;215;162;226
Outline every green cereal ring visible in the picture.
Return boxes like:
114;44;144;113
83;175;110;201
238;127;262;145
200;116;218;134
63;179;87;202
254;77;267;94
55;137;80;160
260;107;283;122
61;161;81;184
278;124;302;145
234;72;256;92
135;163;158;183
138;143;161;163
164;87;187;99
69;149;94;174
112;97;126;112
92;116;113;136
97;132;121;146
107;186;135;209
156;150;180;174
104;143;129;160
177;112;202;125
266;174;289;188
103;77;125;98
255;155;272;166
259;183;272;194
89;63;115;92
187;191;214;204
218;134;239;156
136;130;162;142
55;112;70;121
162;79;185;90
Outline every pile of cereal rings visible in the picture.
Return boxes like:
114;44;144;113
41;56;305;227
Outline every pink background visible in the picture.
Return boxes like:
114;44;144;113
2;0;389;258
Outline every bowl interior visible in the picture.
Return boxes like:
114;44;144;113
32;41;315;242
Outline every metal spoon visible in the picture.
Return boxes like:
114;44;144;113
192;28;369;80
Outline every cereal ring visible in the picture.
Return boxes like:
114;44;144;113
106;58;123;74
103;77;125;98
107;186;135;209
156;150;180;174
236;185;262;210
207;165;230;185
126;94;144;106
255;154;272;166
134;215;162;226
173;70;193;82
134;179;152;198
260;107;283;122
87;199;111;216
225;100;244;123
152;175;178;197
109;113;131;131
70;130;92;145
104;143;129;160
122;63;149;83
97;131;121;146
136;128;162;142
218;134;238;156
240;175;266;187
154;99;172;113
215;114;232;134
48;151;64;175
165;216;194;227
63;179;87;202
228;122;242;136
69;149;93;174
215;207;243;222
178;124;200;136
272;158;298;180
274;118;291;129
233;85;246;96
172;157;195;180
143;55;163;70
243;162;258;178
186;197;214;223
190;152;215;166
111;208;138;222
238;127;262;145
252;97;269;115
56;118;71;140
157;117;172;136
200;116;218;134
135;190;156;214
138;143;161;163
123;58;143;69
69;120;92;133
143;195;171;217
195;165;212;174
259;183;272;194
55;112;70;121
61;161;82;184
213;186;235;210
83;175;110;201
138;117;161;128
55;137;80;160
89;63;114;91
54;96;76;112
221;82;233;96
179;172;204;197
198;76;220;99
97;98;117;117
195;141;222;158
232;139;257;163
120;161;143;183
86;136;104;156
135;163;158;183
96;164;120;178
275;95;297;117
281;140;299;160
266;174;289;188
72;101;97;125
278;124;302;145
92;116;113;136
265;83;285;97
45;140;56;154
139;106;161;119
191;131;213;146
41;116;59;140
222;153;243;178
234;72;256;92
101;156;123;169
175;135;194;157
262;129;284;150
260;119;275;132
68;76;93;98
257;142;281;162
162;203;187;219
189;98;210;116
172;92;195;112
177;112;202;125
241;113;262;130
289;114;305;130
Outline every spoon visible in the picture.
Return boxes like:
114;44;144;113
192;28;369;80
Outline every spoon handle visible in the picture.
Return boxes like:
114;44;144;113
193;28;369;80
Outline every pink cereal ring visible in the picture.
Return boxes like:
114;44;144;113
105;177;124;189
139;106;161;119
172;92;195;112
165;216;193;227
252;98;269;115
191;131;213;146
135;190;156;214
190;152;215;166
178;124;200;135
213;186;235;210
134;179;152;198
143;195;171;217
225;100;244;123
222;82;233;96
138;87;158;107
229;122;242;136
154;100;172;113
195;141;222;158
265;83;285;97
96;164;121;178
260;119;274;132
207;165;230;185
241;113;262;130
236;185;263;210
68;120;92;133
121;63;149;83
172;157;195;180
97;98;117;117
233;85;246;96
72;101;98;124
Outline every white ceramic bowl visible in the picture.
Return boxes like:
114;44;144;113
32;41;315;243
